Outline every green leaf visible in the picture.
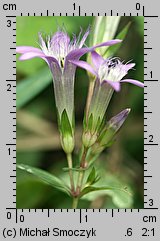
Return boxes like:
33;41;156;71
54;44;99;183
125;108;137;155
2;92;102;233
17;178;47;208
81;186;110;197
81;186;133;208
133;16;144;37
87;113;93;131
91;17;105;46
87;167;96;183
17;67;52;110
86;167;101;186
83;112;87;130
86;167;96;184
95;116;103;132
60;109;73;136
89;16;120;54
17;164;70;196
102;16;121;43
105;22;131;57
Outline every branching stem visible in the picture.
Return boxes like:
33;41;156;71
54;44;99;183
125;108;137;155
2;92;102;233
75;147;88;197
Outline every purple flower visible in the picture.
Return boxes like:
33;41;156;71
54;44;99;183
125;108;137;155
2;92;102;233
16;28;121;153
16;30;121;125
70;51;144;92
71;51;143;144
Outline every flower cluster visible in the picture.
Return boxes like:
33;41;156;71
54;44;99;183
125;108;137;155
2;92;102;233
16;26;143;153
17;29;122;154
16;25;144;156
17;24;144;207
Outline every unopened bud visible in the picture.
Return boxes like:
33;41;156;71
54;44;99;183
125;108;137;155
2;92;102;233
91;143;104;155
82;131;98;148
61;135;74;154
108;108;131;132
91;108;131;154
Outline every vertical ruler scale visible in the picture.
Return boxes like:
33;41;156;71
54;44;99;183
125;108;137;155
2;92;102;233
1;3;17;209
0;0;160;240
143;5;159;211
7;12;17;206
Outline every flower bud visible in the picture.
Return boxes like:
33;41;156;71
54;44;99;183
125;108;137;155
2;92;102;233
91;108;130;155
82;131;98;148
91;143;104;155
61;134;74;154
59;109;75;154
108;108;131;131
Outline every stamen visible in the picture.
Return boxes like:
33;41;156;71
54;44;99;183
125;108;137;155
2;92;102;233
106;57;120;68
60;57;65;68
60;60;63;68
108;59;119;68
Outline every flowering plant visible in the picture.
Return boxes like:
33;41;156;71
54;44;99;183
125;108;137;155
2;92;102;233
17;17;144;208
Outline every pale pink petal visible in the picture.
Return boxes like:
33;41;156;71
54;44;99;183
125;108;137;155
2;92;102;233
19;52;60;69
66;47;91;62
66;40;121;63
122;63;135;72
103;80;121;92
91;51;104;70
69;60;97;76
16;46;43;54
121;79;144;88
93;39;122;48
19;52;46;60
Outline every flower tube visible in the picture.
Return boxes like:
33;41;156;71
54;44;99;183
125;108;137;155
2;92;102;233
70;51;144;147
17;28;121;154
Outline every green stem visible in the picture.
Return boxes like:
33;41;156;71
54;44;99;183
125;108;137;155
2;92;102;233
76;147;88;195
80;146;87;168
76;169;85;194
67;153;75;193
72;197;79;209
86;79;95;119
74;78;95;197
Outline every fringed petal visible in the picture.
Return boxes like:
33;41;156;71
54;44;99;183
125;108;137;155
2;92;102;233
79;27;90;48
